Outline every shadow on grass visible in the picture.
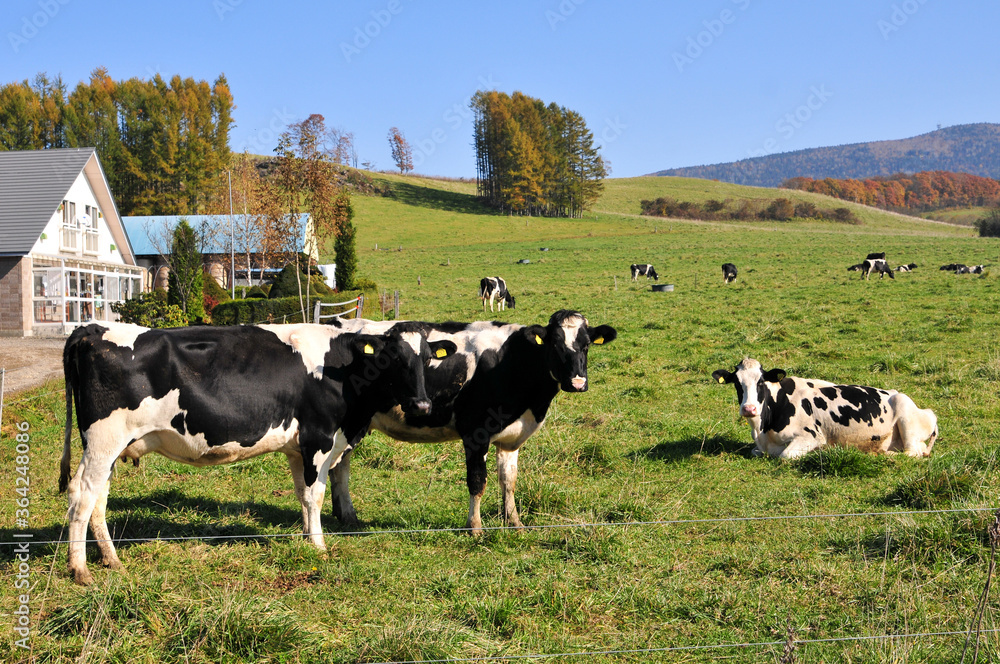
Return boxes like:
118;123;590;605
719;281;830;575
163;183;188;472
388;180;496;215
629;434;756;463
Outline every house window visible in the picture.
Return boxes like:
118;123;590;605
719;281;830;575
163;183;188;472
61;201;80;253
83;206;99;254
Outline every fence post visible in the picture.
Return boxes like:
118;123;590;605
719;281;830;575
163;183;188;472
356;294;364;319
393;290;400;320
313;300;321;324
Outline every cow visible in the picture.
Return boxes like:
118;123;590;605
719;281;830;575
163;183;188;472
862;258;894;280
957;264;984;274
60;321;456;585
940;263;967;272
722;263;738;284
479;277;515;312
895;263;918;272
332;310;617;533
866;252;886;261
630;264;659;281
847;263;865;272
712;358;937;460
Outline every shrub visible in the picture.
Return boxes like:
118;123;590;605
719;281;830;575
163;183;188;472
268;263;334;299
212;290;374;325
244;285;267;299
111;292;188;328
977;207;1000;237
764;198;795;221
794;201;818;218
830;207;860;224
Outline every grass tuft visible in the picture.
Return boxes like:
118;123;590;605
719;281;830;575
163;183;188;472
793;447;890;478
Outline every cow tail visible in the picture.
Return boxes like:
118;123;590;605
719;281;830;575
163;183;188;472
60;334;79;493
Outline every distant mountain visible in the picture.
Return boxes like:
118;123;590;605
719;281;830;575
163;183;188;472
652;123;1000;187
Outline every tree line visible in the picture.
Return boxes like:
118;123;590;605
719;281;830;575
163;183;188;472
0;69;233;215
640;196;858;224
471;90;606;217
782;171;1000;212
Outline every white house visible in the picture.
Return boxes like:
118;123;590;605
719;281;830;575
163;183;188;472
0;148;144;336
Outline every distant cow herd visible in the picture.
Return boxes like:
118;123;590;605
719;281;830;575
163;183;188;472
61;247;964;583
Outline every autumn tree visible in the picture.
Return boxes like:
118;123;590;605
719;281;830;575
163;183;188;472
387;127;413;174
331;191;357;290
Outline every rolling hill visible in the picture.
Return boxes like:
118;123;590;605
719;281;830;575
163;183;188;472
652;123;1000;187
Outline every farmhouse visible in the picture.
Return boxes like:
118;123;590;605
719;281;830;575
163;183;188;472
0;148;144;337
121;213;326;290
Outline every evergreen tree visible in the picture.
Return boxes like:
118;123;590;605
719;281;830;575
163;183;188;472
167;219;204;320
332;191;357;290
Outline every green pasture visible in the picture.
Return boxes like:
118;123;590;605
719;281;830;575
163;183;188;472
3;175;1000;662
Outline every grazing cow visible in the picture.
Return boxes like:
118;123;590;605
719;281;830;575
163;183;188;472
479;277;515;312
60;321;456;584
333;310;617;532
940;263;967;272
630;264;659;281
722;263;738;284
862;258;894;280
712;358;937;459
895;263;918;272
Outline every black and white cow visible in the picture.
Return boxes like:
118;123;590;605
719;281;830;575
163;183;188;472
712;358;937;459
630;264;659;281
862;258;894;280
866;252;886;261
60;321;455;584
940;263;967;272
847;263;865;272
721;263;738;284
333;310;617;533
895;263;918;272
957;264;985;274
479;277;515;312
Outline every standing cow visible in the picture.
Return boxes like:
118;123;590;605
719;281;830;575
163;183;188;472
333;310;617;532
722;263;738;284
60;321;455;584
712;358;937;459
631;264;659;281
862;258;894;280
479;276;515;311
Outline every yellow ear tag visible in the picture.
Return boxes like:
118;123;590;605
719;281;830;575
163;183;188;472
718;376;726;383
363;344;375;355
592;337;604;345
534;334;543;345
435;347;447;358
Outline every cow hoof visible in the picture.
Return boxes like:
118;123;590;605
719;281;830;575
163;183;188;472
101;558;124;571
72;567;94;586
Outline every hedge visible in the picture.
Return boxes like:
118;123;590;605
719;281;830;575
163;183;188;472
211;288;378;326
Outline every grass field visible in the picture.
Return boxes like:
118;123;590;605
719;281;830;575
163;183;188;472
3;174;1000;662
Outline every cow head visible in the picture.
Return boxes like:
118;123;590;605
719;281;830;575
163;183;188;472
712;358;785;422
504;292;516;309
525;310;617;393
649;267;659;281
344;328;457;416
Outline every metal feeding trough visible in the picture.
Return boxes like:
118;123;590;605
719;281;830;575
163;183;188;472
651;284;674;292
517;259;531;264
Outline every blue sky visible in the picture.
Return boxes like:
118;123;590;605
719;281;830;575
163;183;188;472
3;1;999;178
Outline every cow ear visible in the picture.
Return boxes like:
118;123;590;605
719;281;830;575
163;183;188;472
523;325;547;346
588;325;617;346
429;339;457;359
762;368;786;382
354;334;385;357
712;369;734;384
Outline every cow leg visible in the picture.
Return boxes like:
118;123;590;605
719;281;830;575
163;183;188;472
329;447;359;525
496;446;523;529
89;474;122;570
776;438;820;459
286;453;311;533
464;438;490;534
66;451;118;585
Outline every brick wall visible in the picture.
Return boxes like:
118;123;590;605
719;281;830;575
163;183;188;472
0;256;30;336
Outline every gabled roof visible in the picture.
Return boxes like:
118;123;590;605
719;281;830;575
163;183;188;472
121;214;312;258
0;147;135;262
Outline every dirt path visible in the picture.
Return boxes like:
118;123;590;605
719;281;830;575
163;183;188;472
0;337;65;397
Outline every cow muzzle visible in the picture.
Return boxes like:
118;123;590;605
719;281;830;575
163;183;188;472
570;376;587;391
741;404;758;418
413;399;432;415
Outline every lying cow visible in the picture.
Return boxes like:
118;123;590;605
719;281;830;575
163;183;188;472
333;310;617;533
630;264;658;281
895;263;918;272
862;258;894;280
957;265;985;274
712;358;937;459
61;321;455;584
479;276;515;311
722;263;738;284
940;263;967;272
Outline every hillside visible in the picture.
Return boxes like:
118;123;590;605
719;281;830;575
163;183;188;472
652;123;1000;187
